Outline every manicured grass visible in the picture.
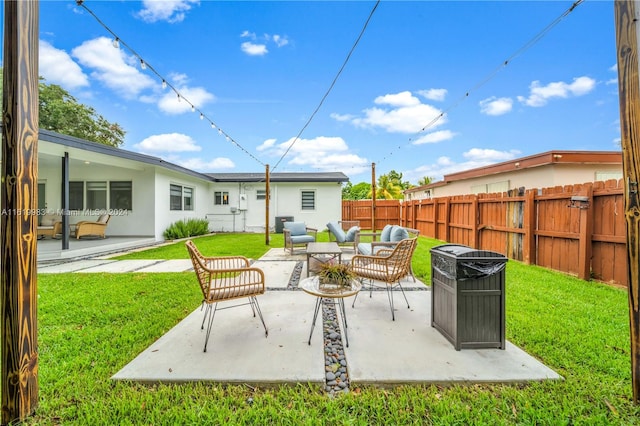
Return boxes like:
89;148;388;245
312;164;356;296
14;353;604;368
23;234;640;424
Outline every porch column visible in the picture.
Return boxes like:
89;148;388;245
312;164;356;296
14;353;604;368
61;152;69;250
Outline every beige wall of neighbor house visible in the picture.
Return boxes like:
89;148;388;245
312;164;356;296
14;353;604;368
404;151;622;199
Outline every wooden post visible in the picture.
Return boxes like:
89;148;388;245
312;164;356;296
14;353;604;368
523;190;536;265
371;163;376;233
265;164;270;245
1;0;40;422
615;0;640;403
577;184;594;281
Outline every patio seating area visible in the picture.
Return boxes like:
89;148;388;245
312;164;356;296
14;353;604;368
38;246;561;387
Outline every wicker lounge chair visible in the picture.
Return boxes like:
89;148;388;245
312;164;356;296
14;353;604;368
37;214;62;239
75;213;111;239
350;236;418;321
186;240;268;352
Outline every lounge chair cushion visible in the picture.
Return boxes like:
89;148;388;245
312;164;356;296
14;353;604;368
380;224;394;242
356;243;387;256
290;235;316;244
345;226;360;242
97;213;110;223
284;221;307;236
327;222;346;243
390;225;409;242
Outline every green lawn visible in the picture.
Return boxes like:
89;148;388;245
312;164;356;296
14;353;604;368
22;234;640;424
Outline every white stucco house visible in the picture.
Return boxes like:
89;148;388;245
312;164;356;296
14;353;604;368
35;129;349;241
404;150;623;200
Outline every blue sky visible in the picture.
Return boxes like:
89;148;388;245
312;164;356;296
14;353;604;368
28;0;619;184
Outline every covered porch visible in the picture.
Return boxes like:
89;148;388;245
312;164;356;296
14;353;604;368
37;235;158;263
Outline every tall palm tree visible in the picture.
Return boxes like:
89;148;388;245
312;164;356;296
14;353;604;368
372;174;403;199
418;176;433;186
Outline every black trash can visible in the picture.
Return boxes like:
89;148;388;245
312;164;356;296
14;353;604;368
430;244;507;350
275;216;294;233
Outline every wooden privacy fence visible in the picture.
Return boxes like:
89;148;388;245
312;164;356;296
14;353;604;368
343;179;628;287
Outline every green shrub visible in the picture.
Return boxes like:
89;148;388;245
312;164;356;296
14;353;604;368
163;218;210;240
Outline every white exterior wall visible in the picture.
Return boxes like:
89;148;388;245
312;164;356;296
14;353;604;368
205;181;343;233
272;182;342;231
429;164;622;198
154;169;214;240
38;163;157;238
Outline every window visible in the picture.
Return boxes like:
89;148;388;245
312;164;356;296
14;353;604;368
69;181;84;210
170;184;194;211
257;189;267;200
86;181;107;210
301;190;315;210
215;191;229;205
183;187;193;211
110;181;132;210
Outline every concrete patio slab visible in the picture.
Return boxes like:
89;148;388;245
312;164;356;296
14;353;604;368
37;259;119;273
253;259;300;289
136;259;194;272
112;291;326;385
77;259;163;273
345;290;560;385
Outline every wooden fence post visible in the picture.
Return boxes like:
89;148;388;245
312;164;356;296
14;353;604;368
577;184;594;281
523;190;536;265
1;0;40;422
615;0;640;403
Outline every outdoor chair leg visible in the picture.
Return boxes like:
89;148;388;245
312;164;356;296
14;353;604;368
250;296;268;337
202;303;218;352
396;281;411;309
386;285;396;321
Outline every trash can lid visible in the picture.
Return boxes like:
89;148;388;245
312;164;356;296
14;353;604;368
430;244;506;259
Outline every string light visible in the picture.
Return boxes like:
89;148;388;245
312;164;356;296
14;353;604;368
272;0;380;172
76;1;266;167
375;0;585;169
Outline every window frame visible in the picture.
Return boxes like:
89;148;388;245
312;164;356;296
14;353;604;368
301;190;315;211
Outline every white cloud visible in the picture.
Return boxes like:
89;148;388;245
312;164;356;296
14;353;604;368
39;40;89;90
256;138;277;152
479;97;513;116
343;91;445;134
179;157;235;171
463;148;520;162
272;34;289;47
72;37;155;98
517;76;596;107
134;133;201;153
137;0;199;23
374;91;420;107
405;148;520;182
329;113;354;122
418;88;447;102
241;42;268;56
157;76;215;114
412;130;456;145
257;136;368;172
241;30;256;39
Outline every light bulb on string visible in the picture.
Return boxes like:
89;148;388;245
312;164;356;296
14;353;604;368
210;123;216;129
191;105;195;113
140;59;147;70
161;80;167;89
112;38;120;48
200;113;204;120
176;93;181;102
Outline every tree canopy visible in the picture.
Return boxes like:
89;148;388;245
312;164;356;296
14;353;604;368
1;69;125;147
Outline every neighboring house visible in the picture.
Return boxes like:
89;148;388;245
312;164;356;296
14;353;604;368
33;130;348;241
404;150;623;200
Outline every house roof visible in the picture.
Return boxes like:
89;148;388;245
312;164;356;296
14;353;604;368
36;129;350;184
404;150;622;194
39;129;214;182
206;172;350;183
